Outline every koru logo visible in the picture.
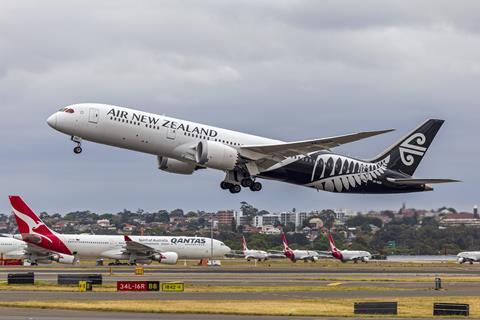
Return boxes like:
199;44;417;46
399;133;427;166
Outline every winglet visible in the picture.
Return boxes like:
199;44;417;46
124;235;133;242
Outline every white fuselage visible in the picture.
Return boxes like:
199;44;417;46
339;250;371;261
49;103;278;163
244;249;268;260
293;249;319;261
457;251;480;263
0;237;27;259
15;234;230;260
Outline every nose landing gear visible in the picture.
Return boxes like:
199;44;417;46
71;136;83;154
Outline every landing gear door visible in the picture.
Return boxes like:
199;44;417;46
89;108;99;124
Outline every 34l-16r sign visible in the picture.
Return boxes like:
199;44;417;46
117;281;159;291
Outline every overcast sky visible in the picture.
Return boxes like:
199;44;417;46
0;1;478;215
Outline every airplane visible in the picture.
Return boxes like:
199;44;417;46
457;251;480;264
9;196;231;265
0;234;75;265
46;104;458;194
281;232;319;262
242;236;268;262
0;236;28;261
326;232;371;263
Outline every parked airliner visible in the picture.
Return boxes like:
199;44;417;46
0;236;28;261
457;251;480;264
47;104;457;194
0;234;82;265
242;236;268;262
326;232;371;263
281;233;319;262
9;196;231;265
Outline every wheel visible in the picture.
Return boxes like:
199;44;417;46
240;178;253;188
250;181;262;192
229;184;241;193
73;146;83;154
220;181;231;190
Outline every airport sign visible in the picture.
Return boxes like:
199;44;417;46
117;281;159;291
161;282;184;292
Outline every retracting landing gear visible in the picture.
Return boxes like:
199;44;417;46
221;171;263;193
71;136;83;154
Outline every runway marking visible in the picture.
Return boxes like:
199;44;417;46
327;282;343;286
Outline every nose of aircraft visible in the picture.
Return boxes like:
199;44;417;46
46;113;57;129
223;244;232;255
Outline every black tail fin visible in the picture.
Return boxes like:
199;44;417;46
370;119;444;176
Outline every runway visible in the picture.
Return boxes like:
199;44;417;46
0;307;317;320
0;263;479;318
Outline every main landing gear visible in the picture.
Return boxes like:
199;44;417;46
71;136;83;154
220;178;262;194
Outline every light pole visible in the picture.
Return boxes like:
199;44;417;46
210;211;214;264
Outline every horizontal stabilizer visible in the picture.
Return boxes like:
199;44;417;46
387;178;461;185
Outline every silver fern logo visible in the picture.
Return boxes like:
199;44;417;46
399;133;427;166
306;155;390;192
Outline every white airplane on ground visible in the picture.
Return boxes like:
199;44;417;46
242;236;268;262
9;196;231;265
0;234;86;265
0;236;28;261
47;104;457;194
326;232;371;263
457;251;480;264
281;232;319;262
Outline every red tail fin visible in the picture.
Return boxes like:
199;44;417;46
327;233;337;252
9;195;55;235
241;236;248;252
281;232;290;251
9;195;71;255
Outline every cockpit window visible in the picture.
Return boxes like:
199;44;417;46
58;107;74;113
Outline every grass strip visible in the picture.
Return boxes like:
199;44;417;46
0;297;478;317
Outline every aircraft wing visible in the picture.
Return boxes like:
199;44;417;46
387;178;461;185
239;129;394;161
24;242;58;257
123;235;157;255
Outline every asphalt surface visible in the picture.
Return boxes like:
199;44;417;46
0;265;479;274
0;264;478;318
0;308;316;320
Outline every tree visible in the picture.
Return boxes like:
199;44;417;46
319;210;336;230
240;201;258;217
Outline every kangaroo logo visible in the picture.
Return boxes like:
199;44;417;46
12;208;53;245
399;133;427;166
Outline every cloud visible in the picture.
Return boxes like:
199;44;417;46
0;1;478;213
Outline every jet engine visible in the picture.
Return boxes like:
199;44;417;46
158;156;196;175
362;256;370;262
152;251;178;265
458;257;466;264
195;141;238;170
50;253;76;264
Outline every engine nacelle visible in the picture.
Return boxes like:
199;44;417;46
362;257;370;262
158;156;196;175
152;251;178;265
50;253;76;264
196;141;238;171
458;257;466;264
